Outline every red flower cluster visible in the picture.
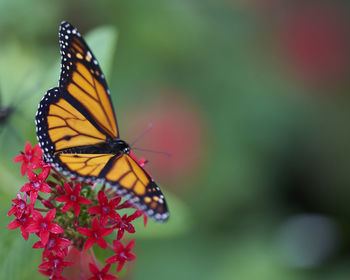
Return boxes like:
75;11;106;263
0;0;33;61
8;142;147;279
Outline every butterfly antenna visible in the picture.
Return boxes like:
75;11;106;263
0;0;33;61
130;123;153;147
132;147;172;158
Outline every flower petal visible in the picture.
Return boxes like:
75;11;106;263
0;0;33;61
126;239;136;251
40;183;52;193
105;255;118;264
109;211;121;222
20;182;32;192
29;191;39;205
91;217;99;231
25;223;41;233
83;237;95;250
27;169;37;182
49;223;64;234
73;183;82;195
87;206;101;215
38;166;50;181
109;197;121;209
98;191;108;205
100;227;114;237
45;209;56;223
96;237;108;249
40;230;49;245
56;195;69;203
7;219;21;229
24;142;32;154
101;264;111;274
77;196;92;205
63;182;72;194
73;203;80;216
31;210;43;221
77;227;92;236
20;162;28;176
116;260;126;272
61;201;73;213
129;252;136;261
89;263;99;274
13;154;24;163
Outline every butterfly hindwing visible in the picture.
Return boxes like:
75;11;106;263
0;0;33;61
59;22;118;138
103;154;168;218
53;152;169;221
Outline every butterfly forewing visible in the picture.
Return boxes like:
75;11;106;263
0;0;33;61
59;22;118;138
36;87;108;161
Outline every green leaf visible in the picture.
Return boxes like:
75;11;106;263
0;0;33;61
134;191;192;239
85;25;118;80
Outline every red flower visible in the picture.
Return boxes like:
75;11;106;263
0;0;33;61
8;193;29;218
88;191;121;225
88;263;117;280
105;239;136;273
26;209;64;245
38;252;74;274
39;269;68;280
56;182;92;216
116;200;148;227
13;141;43;176
7;211;33;240
33;233;71;258
77;217;114;250
112;211;142;240
20;167;51;204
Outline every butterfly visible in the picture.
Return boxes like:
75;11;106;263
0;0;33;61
35;21;169;222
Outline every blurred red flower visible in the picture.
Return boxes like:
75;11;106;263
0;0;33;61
106;239;136;273
20;166;51;204
77;217;114;250
88;263;117;280
88;191;121;225
26;209;64;245
13;141;43;176
56;182;92;216
125;92;205;186
279;1;350;85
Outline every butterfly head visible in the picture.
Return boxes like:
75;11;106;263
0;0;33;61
110;139;130;155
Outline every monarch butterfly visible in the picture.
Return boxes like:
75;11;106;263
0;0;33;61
35;22;169;222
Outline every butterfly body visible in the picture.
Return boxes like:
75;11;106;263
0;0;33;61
35;22;169;222
58;138;130;155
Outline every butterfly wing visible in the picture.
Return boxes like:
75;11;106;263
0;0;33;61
36;87;108;163
52;152;169;221
103;154;168;220
59;21;118;138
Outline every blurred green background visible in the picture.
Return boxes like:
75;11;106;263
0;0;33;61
1;0;350;279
